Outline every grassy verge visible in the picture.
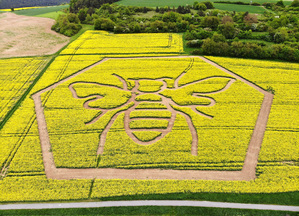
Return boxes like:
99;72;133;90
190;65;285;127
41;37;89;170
96;192;299;206
0;206;297;216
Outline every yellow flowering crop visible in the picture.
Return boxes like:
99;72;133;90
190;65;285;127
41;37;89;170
39;57;262;170
60;30;184;55
0;55;103;171
0;6;42;11
0;57;50;122
207;56;299;163
0;31;298;202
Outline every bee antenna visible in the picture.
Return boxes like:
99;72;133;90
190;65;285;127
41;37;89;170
174;58;194;88
112;74;128;90
174;72;186;88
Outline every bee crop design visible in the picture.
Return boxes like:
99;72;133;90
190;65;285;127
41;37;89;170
69;70;236;156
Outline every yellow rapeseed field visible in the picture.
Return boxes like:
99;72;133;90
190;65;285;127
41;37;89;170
0;6;42;11
207;56;299;163
60;30;184;55
41;57;262;170
0;57;49;123
0;32;297;202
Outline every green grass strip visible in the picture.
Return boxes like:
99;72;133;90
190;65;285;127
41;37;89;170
0;206;297;216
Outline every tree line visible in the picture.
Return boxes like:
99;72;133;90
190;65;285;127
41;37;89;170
69;0;119;13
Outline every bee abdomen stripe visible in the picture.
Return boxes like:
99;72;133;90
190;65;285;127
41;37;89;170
135;102;167;109
129;119;169;129
130;110;172;119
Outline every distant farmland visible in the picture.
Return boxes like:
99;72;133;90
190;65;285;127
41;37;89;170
118;0;292;9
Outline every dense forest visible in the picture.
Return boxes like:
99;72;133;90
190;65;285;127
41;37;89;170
0;0;70;9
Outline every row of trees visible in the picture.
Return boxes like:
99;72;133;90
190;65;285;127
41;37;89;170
69;0;119;13
192;38;299;62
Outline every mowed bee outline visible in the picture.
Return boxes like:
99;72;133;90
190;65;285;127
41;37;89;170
69;60;236;156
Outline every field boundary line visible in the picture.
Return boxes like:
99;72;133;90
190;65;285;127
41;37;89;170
0;57;53;131
0;200;298;212
199;56;274;179
0;57;54;172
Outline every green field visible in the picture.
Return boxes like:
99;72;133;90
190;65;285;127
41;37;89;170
117;0;291;10
0;206;297;216
118;0;292;7
214;3;266;13
118;0;267;13
13;5;68;19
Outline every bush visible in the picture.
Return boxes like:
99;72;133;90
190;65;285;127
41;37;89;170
274;28;288;43
51;14;82;37
186;39;203;47
114;25;125;33
212;33;226;42
276;0;285;7
236;30;252;39
263;2;274;8
201;16;220;30
201;38;229;55
198;3;208;11
85;14;94;25
150;20;166;32
67;13;80;24
94;18;115;31
78;8;87;22
195;29;213;39
291;0;299;7
222;16;233;24
203;1;214;9
194;2;208;10
191;49;203;55
221;22;236;39
185;30;195;40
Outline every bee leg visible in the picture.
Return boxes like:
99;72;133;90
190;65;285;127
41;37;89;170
171;108;198;156
182;114;199;156
97;112;122;155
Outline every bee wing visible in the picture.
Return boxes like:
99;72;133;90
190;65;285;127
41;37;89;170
160;77;235;106
69;82;132;109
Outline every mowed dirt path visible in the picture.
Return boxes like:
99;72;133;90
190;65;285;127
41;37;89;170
0;12;69;58
32;56;274;181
